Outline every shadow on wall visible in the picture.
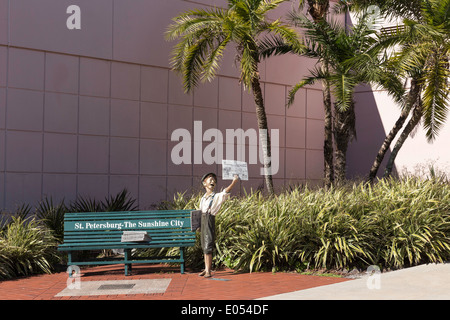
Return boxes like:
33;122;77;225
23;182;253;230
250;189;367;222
346;86;397;180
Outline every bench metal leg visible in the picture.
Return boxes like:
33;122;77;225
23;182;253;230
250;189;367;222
68;252;73;277
180;247;185;274
124;249;132;276
125;264;131;276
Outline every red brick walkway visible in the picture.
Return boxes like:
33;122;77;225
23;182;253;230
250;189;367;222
0;264;350;300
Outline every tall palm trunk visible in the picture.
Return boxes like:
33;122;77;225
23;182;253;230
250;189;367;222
251;68;275;196
322;76;334;187
334;101;356;184
367;78;421;182
307;0;329;21
384;102;423;177
308;0;334;187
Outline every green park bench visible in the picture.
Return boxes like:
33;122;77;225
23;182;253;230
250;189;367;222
57;210;197;276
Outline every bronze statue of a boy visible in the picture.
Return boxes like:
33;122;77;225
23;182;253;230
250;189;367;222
198;172;239;278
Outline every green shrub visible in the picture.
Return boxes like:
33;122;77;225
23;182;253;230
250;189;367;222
0;188;140;280
33;188;138;244
2;178;448;278
165;176;450;272
0;217;58;280
68;188;138;213
36;198;67;243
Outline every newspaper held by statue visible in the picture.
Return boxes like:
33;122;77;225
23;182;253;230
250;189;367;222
222;160;248;180
121;231;151;242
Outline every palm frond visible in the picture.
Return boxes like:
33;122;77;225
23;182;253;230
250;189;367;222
431;0;450;26
166;8;231;92
165;8;226;41
257;0;288;15
287;66;325;106
421;51;450;141
102;189;138;212
181;36;212;92
239;37;259;87
338;0;422;20
287;79;314;107
258;35;297;58
331;72;358;112
264;19;304;52
202;36;231;82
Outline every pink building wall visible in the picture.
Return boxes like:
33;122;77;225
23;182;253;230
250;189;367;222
0;0;327;211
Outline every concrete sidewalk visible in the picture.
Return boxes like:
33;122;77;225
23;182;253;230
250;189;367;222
259;263;450;300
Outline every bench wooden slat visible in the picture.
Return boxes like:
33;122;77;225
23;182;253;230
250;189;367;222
62;231;195;240
58;242;196;251
66;257;185;267
63;210;191;221
60;238;196;246
61;236;196;242
62;231;194;238
63;228;192;234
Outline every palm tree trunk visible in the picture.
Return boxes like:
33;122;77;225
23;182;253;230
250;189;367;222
384;102;423;177
367;108;409;182
322;77;334;187
251;73;275;196
367;79;421;183
307;0;330;22
307;0;333;188
334;101;356;184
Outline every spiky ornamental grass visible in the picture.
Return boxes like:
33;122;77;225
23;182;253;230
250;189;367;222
2;179;447;278
164;176;450;272
0;188;139;279
0;217;58;280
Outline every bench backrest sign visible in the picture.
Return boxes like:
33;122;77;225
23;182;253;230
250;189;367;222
66;218;190;231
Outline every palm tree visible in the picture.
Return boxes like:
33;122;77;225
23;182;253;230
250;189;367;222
343;0;450;180
261;0;334;186
166;0;301;195
301;0;335;188
282;10;403;184
383;0;450;176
